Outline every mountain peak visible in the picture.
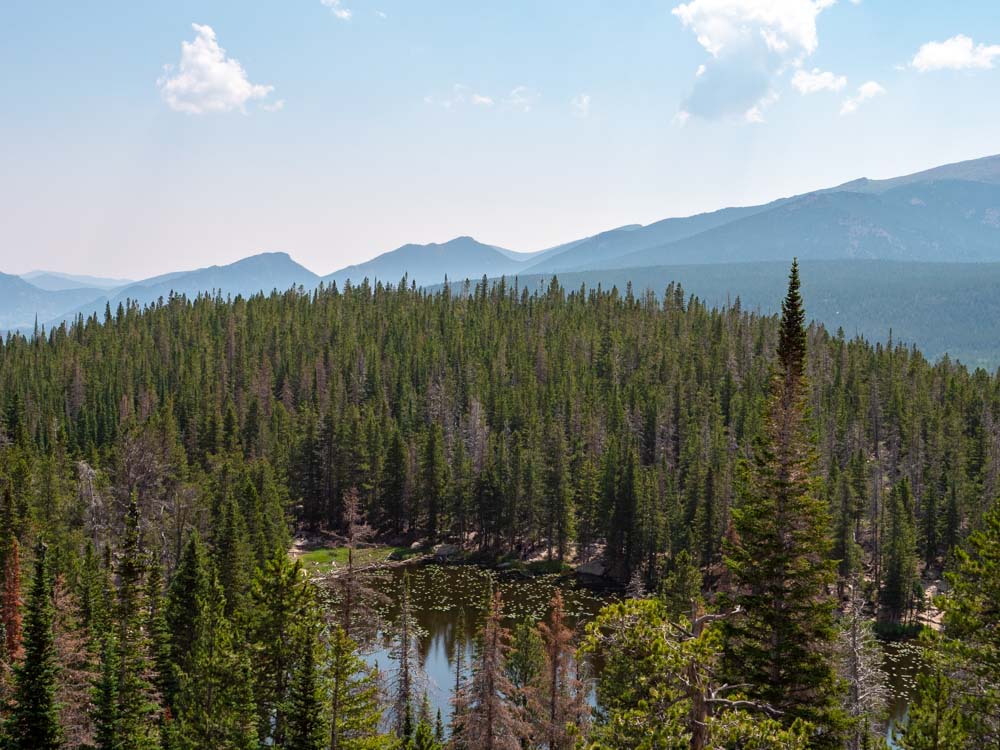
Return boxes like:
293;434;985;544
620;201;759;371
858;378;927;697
834;153;1000;194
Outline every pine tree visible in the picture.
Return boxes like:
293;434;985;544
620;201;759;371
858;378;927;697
163;531;209;710
723;260;845;746
583;596;809;750
409;719;443;750
285;620;328;750
831;467;862;598
659;549;704;621
505;618;544;697
174;572;257;750
383;428;408;535
92;635;119;750
5;542;61;750
937;495;1000;744
893;667;967;750
113;496;162;750
213;494;254;621
334;488;385;644
879;479;918;626
326;624;385;750
543;421;573;561
450;612;470;750
144;559;173;723
249;550;311;745
420;425;447;543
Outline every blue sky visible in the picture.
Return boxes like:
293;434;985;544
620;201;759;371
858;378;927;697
2;0;999;278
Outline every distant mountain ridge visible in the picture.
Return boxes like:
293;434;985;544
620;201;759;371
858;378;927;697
21;271;134;291
323;236;528;287
49;252;318;330
827;153;1000;195
6;152;1000;365
0;274;105;331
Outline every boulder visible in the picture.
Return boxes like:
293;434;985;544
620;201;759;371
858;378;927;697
434;544;461;561
576;559;607;578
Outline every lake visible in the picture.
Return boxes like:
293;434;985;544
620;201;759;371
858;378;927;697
336;561;921;738
356;563;611;725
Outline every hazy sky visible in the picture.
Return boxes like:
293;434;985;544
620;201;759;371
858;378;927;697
2;0;1000;279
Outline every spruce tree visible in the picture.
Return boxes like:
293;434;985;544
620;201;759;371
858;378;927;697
420;425;447;543
213;494;254;621
163;531;209;710
408;719;442;750
505;618;544;698
249;551;311;745
937;496;1000;744
285;621;328;750
113;496;162;750
879;479;918;626
543;421;573;562
326;624;385;750
723;260;845;746
894;667;967;750
174;572;257;750
5;542;61;750
659;549;704;621
92;635;119;750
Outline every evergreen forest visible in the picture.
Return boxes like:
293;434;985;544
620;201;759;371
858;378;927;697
0;265;997;749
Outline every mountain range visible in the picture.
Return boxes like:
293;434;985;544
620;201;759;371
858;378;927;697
5;153;1000;365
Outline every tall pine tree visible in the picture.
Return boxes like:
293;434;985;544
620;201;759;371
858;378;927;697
723;260;845;746
5;542;61;750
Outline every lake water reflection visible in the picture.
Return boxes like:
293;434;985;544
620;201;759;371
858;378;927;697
359;563;612;725
348;561;922;741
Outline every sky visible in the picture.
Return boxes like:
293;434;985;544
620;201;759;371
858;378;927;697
2;0;1000;279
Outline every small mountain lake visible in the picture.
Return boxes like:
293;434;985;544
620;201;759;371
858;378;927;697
329;561;922;737
352;563;612;724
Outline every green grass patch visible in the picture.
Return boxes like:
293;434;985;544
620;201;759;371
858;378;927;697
298;546;413;575
874;621;926;641
525;559;572;575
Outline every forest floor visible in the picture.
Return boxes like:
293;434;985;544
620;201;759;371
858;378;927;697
917;578;946;631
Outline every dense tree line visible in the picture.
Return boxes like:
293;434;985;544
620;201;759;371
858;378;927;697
0;268;997;746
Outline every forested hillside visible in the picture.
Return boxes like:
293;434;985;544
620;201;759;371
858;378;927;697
0;270;997;748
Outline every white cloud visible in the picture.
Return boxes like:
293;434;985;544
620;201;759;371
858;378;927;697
425;85;540;113
571;93;591;117
426;85;495;109
671;0;835;120
911;35;1000;72
505;86;539;112
672;0;829;59
262;99;285;112
745;89;779;123
672;109;692;126
840;80;884;115
157;24;274;114
791;67;846;93
321;0;352;20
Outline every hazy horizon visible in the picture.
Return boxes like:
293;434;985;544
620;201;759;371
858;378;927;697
3;1;1000;278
